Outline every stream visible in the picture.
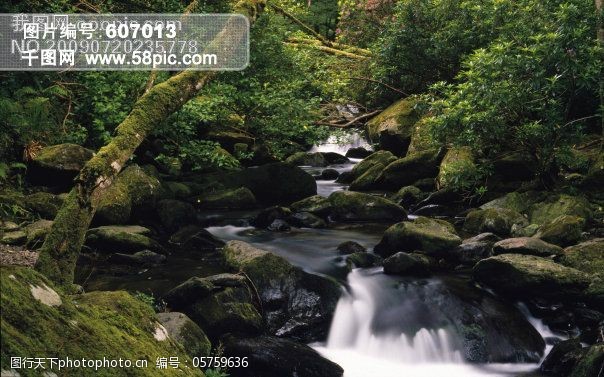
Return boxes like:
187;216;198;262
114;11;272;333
82;131;566;376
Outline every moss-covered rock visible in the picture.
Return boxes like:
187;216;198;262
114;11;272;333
559;239;604;276
350;150;397;179
27;143;94;188
437;147;476;190
195;187;257;209
379;149;444;189
288;212;327;228
86;225;164;254
464;208;528;237
169;225;225;253
534;215;586;247
480;191;548;215
348;162;385;191
0;266;203;376
23;192;63;219
473;254;591;300
24;219;53;248
156;312;211;358
327;191;407;222
375;217;461;257
541;339;604;377
222;241;341;342
285;152;327;167
366;98;419;155
290;195;332;215
389;186;425;207
492;237;562;257
407;117;438;155
156;199;195;232
529;194;592;225
95;165;161;225
382;252;433;276
161;181;193;200
345;252;382;271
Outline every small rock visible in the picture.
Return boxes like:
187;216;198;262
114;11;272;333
157;312;211;358
268;219;290;231
30;283;62;307
336;241;366;254
346;252;381;270
383;252;432;276
318;168;340;180
288;212;327;229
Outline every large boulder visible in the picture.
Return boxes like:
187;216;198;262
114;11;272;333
222;241;341;341
450;233;501;266
221;335;344;377
382;252;433;276
348;162;385;191
195;187;257;209
437;147;476;190
86;225;165;254
236;163;317;204
374;217;461;258
480;191;548;215
534;215;586;247
327;191;407;222
365;98;419;155
290;195;332;215
528;194;592;225
156;312;211;358
163;273;263;340
169;225;225;253
27;143;94;188
473;254;591;300
285;152;327;167
94;165;161;225
463;208;528;237
492;237;563;257
379;149;444;189
350;150;397;179
156;199;196;232
1;266;202;376
559;239;604;307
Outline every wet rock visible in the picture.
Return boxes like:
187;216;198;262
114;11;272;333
379;149;445;189
290;195;332;216
366;98;418;155
451;241;494;266
285;152;327;167
390;185;424;208
322;152;349;165
157;312;212;358
335;170;354;184
288;212;327;229
318;168;340;180
23;192;63;219
164;273;262;340
463;233;502;244
511;223;540;237
95;164;161;225
336;241;366;254
345;147;371;159
492;237;563;257
268;219;291;231
27;143;94;188
346;252;382;270
383;252;432;276
169;225;225;253
86;225;164;254
473;254;591;300
222;241;341;341
156;199;195;232
480;190;548;214
540;338;598;377
464;208;528;237
327;191;407;223
108;250;166;266
221;335;344;377
195;187;257;209
252;206;292;228
375;217;461;258
348;162;385;191
559;239;604;276
534;215;586;247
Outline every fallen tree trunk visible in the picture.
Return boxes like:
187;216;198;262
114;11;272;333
286;37;371;57
35;0;266;287
284;42;369;60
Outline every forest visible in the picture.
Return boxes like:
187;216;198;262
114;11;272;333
0;0;603;376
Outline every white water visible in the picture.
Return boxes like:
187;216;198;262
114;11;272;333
310;131;372;155
314;269;554;377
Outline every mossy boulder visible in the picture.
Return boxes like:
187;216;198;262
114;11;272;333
407;117;437;155
290;195;332;215
288;212;327;229
28;143;94;188
86;225;164;254
493;237;563;257
204;130;254;153
327;191;407;223
195;187;257;209
345;252;382;271
285;152;327;167
350;150;397;179
534;215;586;247
473;254;591;299
0;266;202;376
156;199;195;232
160;181;193;200
379;149;444;189
169;225;225;253
366;98;419;155
559;239;604;276
437;147;476;189
95;165;161;225
348;162;385;191
252;206;292;228
464;208;529;237
222;241;341;342
480;191;548;215
235;163;317;204
23;219;53;248
382;252;433;276
390;185;425;207
23;192;64;219
374;217;461;257
528;194;592;225
156;312;211;358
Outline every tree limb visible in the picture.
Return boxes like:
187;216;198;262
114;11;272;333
286;37;371;57
269;3;333;47
284;42;369;60
315;109;382;128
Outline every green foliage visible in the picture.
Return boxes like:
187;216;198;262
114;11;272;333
204;369;229;377
178;141;240;171
424;0;600;180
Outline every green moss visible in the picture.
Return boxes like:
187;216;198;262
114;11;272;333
196;187;257;209
351;150;396;178
559;239;604;276
464;208;528;237
327;191;407;222
535;215;585;247
407;117;438;155
437;147;477;189
33;143;94;171
23;192;64;220
86;226;164;254
366;98;419;142
529;194;592;225
349;163;384;191
569;344;604;377
0;266;203;376
290;195;332;215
